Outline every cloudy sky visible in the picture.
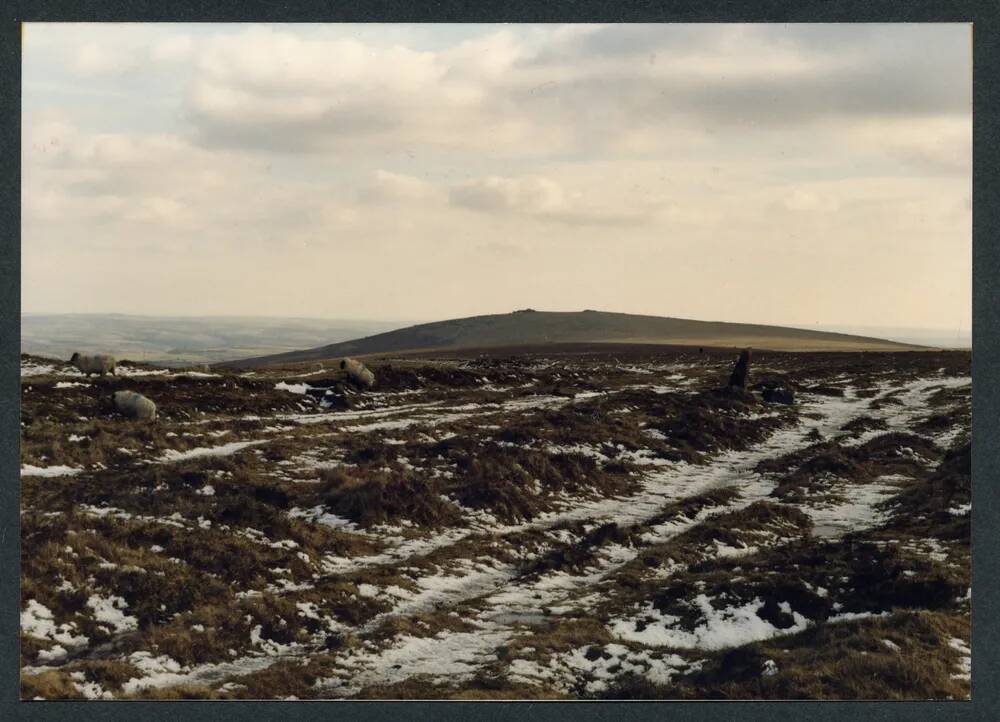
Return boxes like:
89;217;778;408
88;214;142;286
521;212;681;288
22;23;971;335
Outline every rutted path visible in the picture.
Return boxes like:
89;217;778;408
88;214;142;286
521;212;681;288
310;375;963;696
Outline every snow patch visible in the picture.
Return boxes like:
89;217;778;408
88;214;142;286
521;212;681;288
157;439;267;463
21;464;82;478
609;595;809;651
20;599;89;649
86;594;138;633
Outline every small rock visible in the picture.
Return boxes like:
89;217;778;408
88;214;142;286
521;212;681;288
763;386;795;405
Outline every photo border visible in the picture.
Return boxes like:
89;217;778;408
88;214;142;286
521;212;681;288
2;2;996;720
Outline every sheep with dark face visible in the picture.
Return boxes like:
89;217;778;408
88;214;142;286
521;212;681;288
112;390;157;420
70;352;116;377
340;358;375;389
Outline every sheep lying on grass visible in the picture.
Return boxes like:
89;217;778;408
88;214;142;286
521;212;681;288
341;358;375;389
69;352;116;377
112;390;157;420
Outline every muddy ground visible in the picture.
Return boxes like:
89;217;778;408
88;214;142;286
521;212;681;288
19;347;971;700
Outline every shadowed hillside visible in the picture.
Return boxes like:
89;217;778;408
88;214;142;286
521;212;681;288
221;310;924;367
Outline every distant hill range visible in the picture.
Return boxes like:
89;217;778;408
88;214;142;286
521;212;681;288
220;309;926;367
21;313;404;366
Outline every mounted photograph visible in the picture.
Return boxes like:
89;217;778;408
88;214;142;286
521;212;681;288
19;22;971;700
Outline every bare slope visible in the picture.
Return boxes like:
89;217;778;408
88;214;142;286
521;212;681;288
221;310;923;367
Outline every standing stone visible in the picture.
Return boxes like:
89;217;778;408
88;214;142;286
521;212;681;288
728;348;751;388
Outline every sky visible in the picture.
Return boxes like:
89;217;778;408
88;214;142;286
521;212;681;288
21;23;972;336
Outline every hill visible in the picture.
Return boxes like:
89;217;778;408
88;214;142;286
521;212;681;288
219;310;925;368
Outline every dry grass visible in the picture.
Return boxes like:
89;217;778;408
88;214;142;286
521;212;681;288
19;349;971;700
765;432;943;503
604;610;969;700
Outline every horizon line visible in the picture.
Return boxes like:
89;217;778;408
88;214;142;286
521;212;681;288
20;308;972;335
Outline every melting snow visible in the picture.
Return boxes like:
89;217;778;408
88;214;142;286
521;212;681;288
315;625;512;697
114;366;172;377
21;464;82;478
86;594;138;633
511;643;697;694
948;637;971;681
21;359;84;377
804;480;900;538
609;595;810;651
157;439;268;463
20;599;89;649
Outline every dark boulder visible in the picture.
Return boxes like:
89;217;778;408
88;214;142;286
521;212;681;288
322;390;352;411
763;386;795;405
550;385;577;398
710;385;759;404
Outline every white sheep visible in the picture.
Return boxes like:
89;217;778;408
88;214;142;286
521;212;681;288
112;390;157;420
340;358;375;389
69;352;116;377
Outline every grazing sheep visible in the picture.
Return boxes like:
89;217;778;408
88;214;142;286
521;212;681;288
112;390;157;420
340;358;375;389
69;352;116;377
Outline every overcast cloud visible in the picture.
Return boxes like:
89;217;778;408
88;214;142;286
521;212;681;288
22;23;971;333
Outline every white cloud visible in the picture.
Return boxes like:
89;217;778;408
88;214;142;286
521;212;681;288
845;115;971;174
124;196;189;225
20;24;971;331
359;170;443;204
444;29;524;80
782;189;840;213
72;41;134;76
448;174;652;227
186;27;472;152
151;34;194;63
175;27;580;154
22;120;281;238
450;175;566;215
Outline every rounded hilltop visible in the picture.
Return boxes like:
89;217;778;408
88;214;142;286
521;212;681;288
218;309;927;369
